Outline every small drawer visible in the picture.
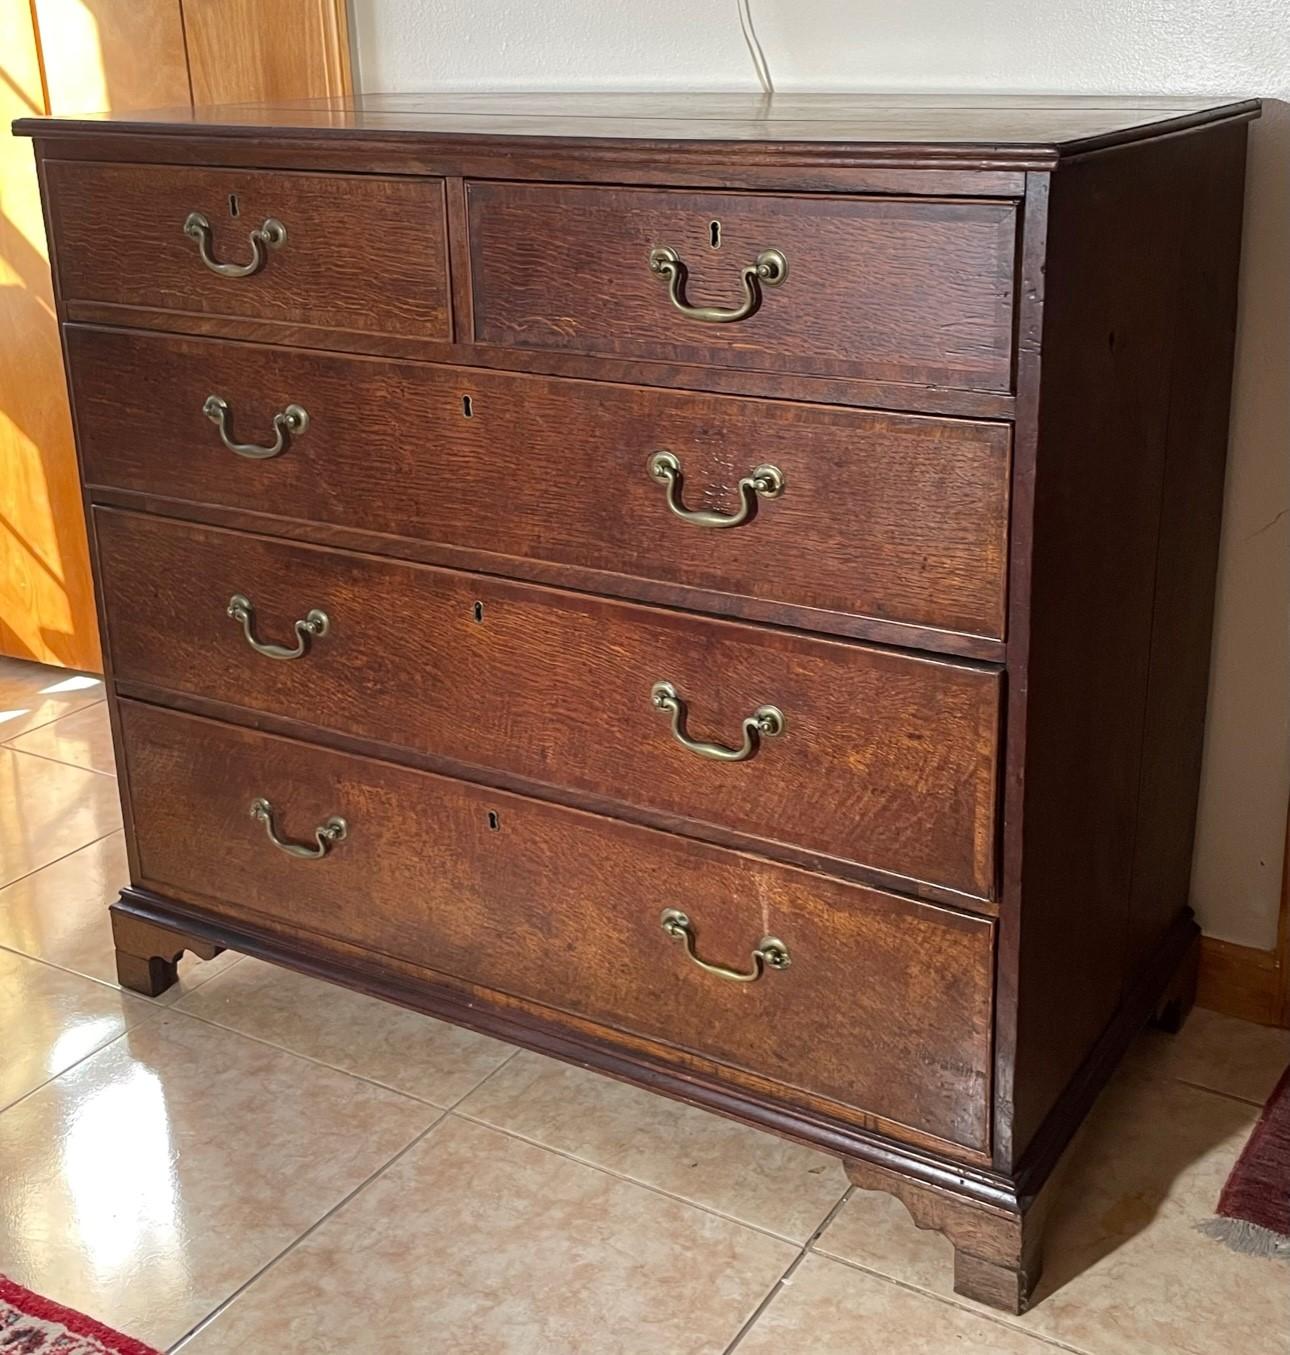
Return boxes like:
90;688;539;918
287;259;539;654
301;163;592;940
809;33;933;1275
46;162;450;339
120;700;996;1153
467;182;1017;392
68;327;1012;642
95;509;1001;898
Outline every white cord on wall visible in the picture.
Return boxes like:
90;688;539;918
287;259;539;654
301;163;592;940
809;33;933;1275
737;0;774;97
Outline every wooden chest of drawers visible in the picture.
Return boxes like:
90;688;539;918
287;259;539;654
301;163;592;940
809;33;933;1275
18;91;1258;1315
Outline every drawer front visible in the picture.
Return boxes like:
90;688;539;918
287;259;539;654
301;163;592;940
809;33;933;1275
468;182;1017;391
120;700;995;1152
96;510;1001;897
69;328;1012;641
46;162;450;339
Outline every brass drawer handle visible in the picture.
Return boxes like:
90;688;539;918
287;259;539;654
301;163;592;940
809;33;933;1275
183;211;286;278
650;680;784;763
648;245;787;324
250;797;347;859
203;395;308;460
227;593;329;661
660;908;790;983
647;452;784;529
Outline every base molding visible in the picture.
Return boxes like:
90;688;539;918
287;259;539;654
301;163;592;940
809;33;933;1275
1197;936;1286;1028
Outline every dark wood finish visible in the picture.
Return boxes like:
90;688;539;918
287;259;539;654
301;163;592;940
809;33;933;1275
17;92;1257;1319
15;91;1261;165
468;182;1017;392
45;161;450;339
1005;122;1252;1161
94;507;1001;899
67;326;1012;642
845;1152;1056;1312
119;699;996;1152
111;907;223;996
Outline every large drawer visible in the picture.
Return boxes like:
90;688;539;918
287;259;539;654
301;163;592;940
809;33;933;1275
119;700;996;1153
45;162;450;339
68;327;1012;643
467;182;1018;391
95;509;1001;898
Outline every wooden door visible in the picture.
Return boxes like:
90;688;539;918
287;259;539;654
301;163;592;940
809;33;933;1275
0;0;351;671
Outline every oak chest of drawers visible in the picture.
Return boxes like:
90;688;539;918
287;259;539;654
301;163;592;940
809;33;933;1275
18;92;1258;1314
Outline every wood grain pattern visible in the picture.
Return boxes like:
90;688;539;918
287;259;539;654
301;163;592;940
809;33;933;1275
0;0;99;669
14;91;1261;163
118;698;996;1152
1006;126;1252;1158
183;0;350;106
94;508;1002;899
45;161;449;338
468;183;1017;391
67;327;1013;641
34;0;191;116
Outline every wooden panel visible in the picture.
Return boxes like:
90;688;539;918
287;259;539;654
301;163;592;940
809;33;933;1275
67;327;1013;642
34;0;191;115
468;182;1017;391
1197;936;1285;1028
94;509;1002;898
0;0;99;669
45;162;450;339
1008;125;1253;1159
119;698;996;1152
183;0;350;106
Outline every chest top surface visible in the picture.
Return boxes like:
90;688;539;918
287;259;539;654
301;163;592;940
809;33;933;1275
14;90;1260;167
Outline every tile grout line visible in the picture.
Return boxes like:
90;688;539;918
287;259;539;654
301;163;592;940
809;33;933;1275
0;696;107;747
0;1022;148;1119
2;741;118;777
721;1186;857;1353
159;995;487;1111
0;827;123;896
449;1105;844;1249
803;1245;1099;1355
166;1114;448;1353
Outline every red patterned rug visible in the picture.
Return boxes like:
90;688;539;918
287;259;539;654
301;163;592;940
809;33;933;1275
0;1277;159;1355
1201;1063;1290;1260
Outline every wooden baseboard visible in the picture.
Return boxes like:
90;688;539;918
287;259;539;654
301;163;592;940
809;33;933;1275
1197;936;1286;1027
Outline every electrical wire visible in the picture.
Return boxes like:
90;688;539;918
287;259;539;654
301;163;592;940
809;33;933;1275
737;0;774;97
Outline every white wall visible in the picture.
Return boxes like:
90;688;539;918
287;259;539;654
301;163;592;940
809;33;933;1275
351;0;1290;950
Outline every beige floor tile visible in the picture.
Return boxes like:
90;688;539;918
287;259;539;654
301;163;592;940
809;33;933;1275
1127;1005;1290;1105
737;1254;1060;1354
176;957;515;1104
178;1114;795;1355
0;830;241;1002
8;702;116;776
460;1049;848;1241
0;659;104;742
0;947;155;1110
818;1071;1290;1355
0;747;121;889
0;1009;437;1352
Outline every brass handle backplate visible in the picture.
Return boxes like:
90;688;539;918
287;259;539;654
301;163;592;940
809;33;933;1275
651;681;783;763
227;593;329;661
250;798;346;859
660;908;790;983
203;395;308;460
184;211;286;278
648;245;787;324
647;452;784;529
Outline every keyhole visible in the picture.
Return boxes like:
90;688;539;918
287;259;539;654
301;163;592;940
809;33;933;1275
709;219;721;249
228;193;240;218
487;810;500;831
472;601;484;622
461;395;473;418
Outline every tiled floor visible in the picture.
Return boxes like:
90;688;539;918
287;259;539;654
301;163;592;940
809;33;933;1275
0;653;1287;1354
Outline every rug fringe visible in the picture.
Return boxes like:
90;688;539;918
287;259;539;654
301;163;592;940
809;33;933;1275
1197;1216;1290;1261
